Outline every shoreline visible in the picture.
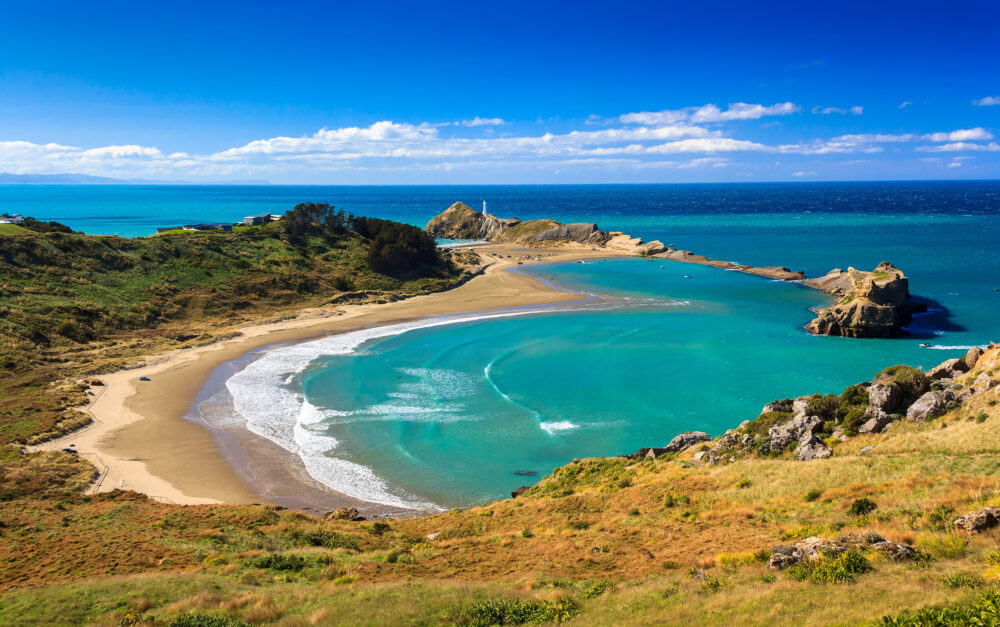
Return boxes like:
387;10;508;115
32;244;622;508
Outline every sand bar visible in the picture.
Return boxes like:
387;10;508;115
33;245;621;506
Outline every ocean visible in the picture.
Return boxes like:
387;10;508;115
6;182;999;510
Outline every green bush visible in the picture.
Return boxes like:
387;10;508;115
582;580;614;599
444;598;579;625
880;588;1000;625
806;394;841;421
786;550;873;584
168;613;252;627
842;408;868;436
244;553;307;571
848;497;878;516
288;528;360;550
877;365;930;406
805;488;824;502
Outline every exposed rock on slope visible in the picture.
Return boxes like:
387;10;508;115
425;202;520;240
623;345;997;468
804;262;927;338
529;222;609;245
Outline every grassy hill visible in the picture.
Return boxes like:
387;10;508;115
0;223;31;235
0;211;479;445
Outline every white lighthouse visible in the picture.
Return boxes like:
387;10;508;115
482;200;487;215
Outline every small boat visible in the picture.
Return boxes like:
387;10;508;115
514;470;537;476
139;376;151;381
919;343;931;347
683;275;692;279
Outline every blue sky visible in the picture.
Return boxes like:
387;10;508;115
1;0;998;183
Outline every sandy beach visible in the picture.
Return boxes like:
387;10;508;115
33;244;621;507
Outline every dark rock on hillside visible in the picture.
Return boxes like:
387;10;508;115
805;262;927;338
627;431;711;460
954;507;1000;532
928;358;969;380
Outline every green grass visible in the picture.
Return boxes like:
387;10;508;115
0;224;31;235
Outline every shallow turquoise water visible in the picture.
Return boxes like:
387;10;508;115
297;257;973;508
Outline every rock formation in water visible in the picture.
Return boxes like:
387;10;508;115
804;262;927;338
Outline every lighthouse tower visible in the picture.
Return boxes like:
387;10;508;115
482;200;487;215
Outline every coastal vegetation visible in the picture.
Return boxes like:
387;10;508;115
0;207;478;445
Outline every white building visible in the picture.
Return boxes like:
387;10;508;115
0;213;25;225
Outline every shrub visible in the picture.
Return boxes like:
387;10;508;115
663;493;690;508
976;412;989;423
443;598;579;625
839;384;870;411
168;613;252;627
848;498;878;517
368;521;392;536
806;394;841;421
583;580;614;599
841;408;868;436
925;504;955;530
521;528;534;538
877;365;930;406
567;520;591;530
805;488;824;502
942;573;986;589
786;550;873;584
288;529;360;550
736;479;752;489
880;588;1000;625
244;553;307;571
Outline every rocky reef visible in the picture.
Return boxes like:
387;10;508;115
804;262;927;338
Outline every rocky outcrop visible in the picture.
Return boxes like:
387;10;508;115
626;431;711;460
954;507;1000;533
425;202;520;240
805;262;928;338
325;507;364;521
928;358;968;380
530;223;609;246
795;435;832;461
767;533;918;570
906;390;948;421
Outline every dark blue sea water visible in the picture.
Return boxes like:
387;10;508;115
7;182;998;509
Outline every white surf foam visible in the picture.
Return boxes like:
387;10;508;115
540;420;579;434
924;344;987;350
225;309;562;510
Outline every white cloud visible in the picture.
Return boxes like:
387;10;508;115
620;102;799;125
646;138;766;154
792;170;817;177
947;161;962;168
922;128;993;142
973;96;1000;106
0;103;995;181
811;106;863;115
916;142;1000;152
459;117;506;127
899;101;912;109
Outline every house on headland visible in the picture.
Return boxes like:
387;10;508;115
0;213;25;225
155;223;233;234
243;212;273;226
